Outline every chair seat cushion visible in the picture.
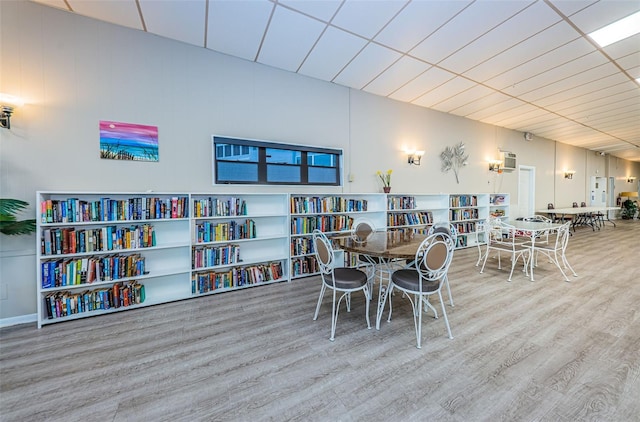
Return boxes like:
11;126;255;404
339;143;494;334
391;269;440;293
331;268;368;289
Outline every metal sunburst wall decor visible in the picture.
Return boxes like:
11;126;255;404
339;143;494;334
440;142;469;184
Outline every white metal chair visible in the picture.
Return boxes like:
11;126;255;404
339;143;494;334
480;220;530;281
382;232;455;349
351;218;381;297
474;219;488;267
522;221;577;281
427;222;457;307
312;229;371;341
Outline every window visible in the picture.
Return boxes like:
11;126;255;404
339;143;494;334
213;136;341;186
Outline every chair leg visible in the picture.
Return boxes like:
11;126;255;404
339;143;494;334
444;275;454;307
364;288;371;330
413;294;422;349
439;290;453;340
313;283;326;320
330;289;339;341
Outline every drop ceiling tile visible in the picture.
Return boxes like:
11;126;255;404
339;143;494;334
331;0;407;39
546;82;640;113
258;6;326;72
567;0;640;34
465;97;527;121
278;0;342;22
140;0;206;47
364;56;431;97
436;85;500;114
484;38;595;91
550;0;598;17
561;95;640;119
298;26;367;82
374;0;472;51
440;1;561;74
616;52;640;71
30;0;69;11
67;0;142;30
521;64;624;104
412;77;477;108
603;33;640;61
465;22;579;83
481;103;541;125
333;43;402;89
410;0;534;64
207;0;272;61
506;51;607;97
388;66;455;102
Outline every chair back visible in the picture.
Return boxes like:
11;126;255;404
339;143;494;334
312;230;335;275
547;203;555;210
553;222;572;252
351;218;375;242
572;202;579;208
428;221;458;243
413;233;455;291
522;215;551;223
581;202;587;207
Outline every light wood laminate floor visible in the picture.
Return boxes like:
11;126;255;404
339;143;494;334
1;221;639;421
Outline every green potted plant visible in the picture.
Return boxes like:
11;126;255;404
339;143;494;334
0;198;36;235
620;199;638;220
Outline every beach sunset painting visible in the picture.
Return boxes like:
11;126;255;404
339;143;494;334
100;120;159;162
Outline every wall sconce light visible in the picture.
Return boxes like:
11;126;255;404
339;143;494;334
407;150;425;166
0;93;24;130
564;170;575;179
488;160;502;172
628;176;636;183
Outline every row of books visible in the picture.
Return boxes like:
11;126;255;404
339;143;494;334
450;209;479;221
41;253;147;288
291;215;353;234
291;236;314;256
192;197;247;217
44;281;145;319
450;195;478;207
40;196;188;223
41;224;156;256
290;196;368;214
194;219;256;243
387;211;433;227
291;256;319;276
191;261;284;294
192;244;241;269
452;221;477;234
387;196;416;210
490;209;506;217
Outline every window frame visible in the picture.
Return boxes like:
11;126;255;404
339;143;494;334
212;136;342;186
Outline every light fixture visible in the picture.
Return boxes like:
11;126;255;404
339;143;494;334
564;170;575;179
588;11;640;47
627;176;636;183
488;160;502;172
407;150;424;166
0;93;24;130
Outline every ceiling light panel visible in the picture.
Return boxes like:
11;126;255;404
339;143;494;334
140;0;206;47
333;43;402;90
298;26;367;82
258;6;326;72
206;0;272;61
588;11;640;47
331;1;406;40
68;0;142;30
374;0;472;51
570;1;640;34
363;56;431;97
409;0;532;64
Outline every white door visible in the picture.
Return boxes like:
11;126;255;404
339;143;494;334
517;166;535;218
590;176;607;206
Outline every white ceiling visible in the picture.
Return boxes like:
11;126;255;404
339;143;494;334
32;0;640;162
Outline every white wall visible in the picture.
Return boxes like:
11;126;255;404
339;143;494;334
1;1;639;322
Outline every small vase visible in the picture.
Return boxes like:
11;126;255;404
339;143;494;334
383;187;391;193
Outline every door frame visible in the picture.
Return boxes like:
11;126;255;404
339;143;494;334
517;165;536;218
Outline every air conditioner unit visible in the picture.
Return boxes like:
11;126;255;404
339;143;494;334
499;151;517;170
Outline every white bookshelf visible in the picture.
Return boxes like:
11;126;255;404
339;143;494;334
289;193;386;278
190;193;289;295
36;191;191;328
449;194;490;249
386;193;449;232
490;193;510;219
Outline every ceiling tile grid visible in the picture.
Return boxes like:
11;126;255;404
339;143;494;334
27;0;640;161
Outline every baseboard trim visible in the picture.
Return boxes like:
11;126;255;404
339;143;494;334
0;313;37;328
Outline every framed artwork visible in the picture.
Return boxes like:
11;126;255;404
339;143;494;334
100;120;158;162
